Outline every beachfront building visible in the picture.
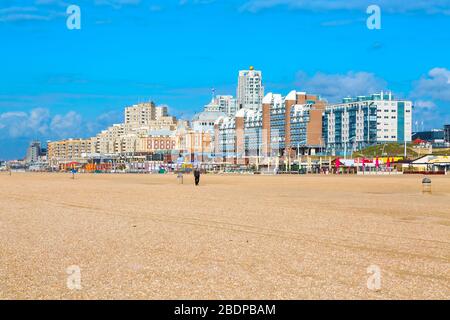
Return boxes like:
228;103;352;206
217;95;237;116
215;115;236;163
25;141;42;164
270;91;326;158
242;108;263;161
237;67;264;111
47;100;183;168
323;92;412;155
47;138;93;167
175;126;213;163
204;95;237;116
124;102;178;133
444;124;450;144
186;98;229;162
191;109;227;134
138;130;176;153
214;90;326;164
89;102;180;156
403;155;450;174
412;129;446;147
92;124;125;155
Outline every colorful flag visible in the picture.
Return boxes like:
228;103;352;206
335;158;341;169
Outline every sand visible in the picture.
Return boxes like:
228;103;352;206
0;172;449;300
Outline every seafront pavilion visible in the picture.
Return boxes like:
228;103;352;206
0;172;449;299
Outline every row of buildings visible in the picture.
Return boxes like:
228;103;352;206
412;126;450;148
47;102;207;167
34;67;447;169
214;90;413;164
44;67;265;168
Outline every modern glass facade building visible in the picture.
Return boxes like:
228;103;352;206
323;103;377;155
323;92;412;155
216;116;236;160
412;129;445;142
268;94;285;155
243;109;263;158
215;91;326;163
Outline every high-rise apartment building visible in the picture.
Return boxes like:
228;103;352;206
204;95;237;116
125;102;156;127
323;92;412;155
25;141;42;163
237;67;264;111
93;124;125;155
124;102;177;133
217;95;237;116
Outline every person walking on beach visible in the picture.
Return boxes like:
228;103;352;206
177;171;184;184
194;167;201;186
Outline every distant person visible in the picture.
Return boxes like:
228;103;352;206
177;171;184;184
194;168;201;186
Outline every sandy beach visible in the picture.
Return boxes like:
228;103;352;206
0;172;449;299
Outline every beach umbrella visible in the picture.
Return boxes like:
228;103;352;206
335;157;341;169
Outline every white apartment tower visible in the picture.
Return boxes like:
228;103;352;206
25;141;42;163
237;67;264;111
204;95;237;116
217;95;237;116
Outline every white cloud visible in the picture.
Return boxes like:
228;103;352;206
0;108;49;138
0;13;51;22
413;67;450;102
50;111;83;137
0;0;143;23
295;71;387;102
179;0;216;5
0;108;84;139
0;106;127;143
0;3;65;23
414;100;436;109
411;67;450;129
0;7;38;14
94;0;141;9
240;0;450;15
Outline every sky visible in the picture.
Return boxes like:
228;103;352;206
1;0;450;159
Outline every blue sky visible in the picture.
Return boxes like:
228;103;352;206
1;0;450;159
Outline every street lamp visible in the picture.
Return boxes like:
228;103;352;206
344;136;357;160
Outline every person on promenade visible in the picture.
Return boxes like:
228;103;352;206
194;167;201;186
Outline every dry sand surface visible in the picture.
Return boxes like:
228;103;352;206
0;172;449;300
